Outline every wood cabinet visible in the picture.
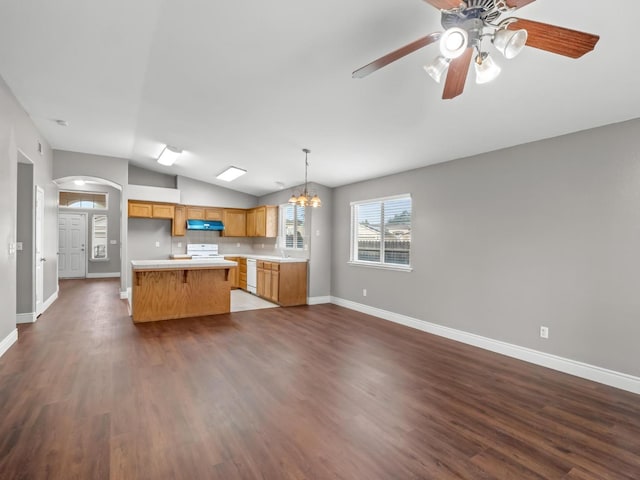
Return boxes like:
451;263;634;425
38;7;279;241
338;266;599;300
205;207;223;221
246;206;278;237
186;206;224;221
257;260;306;306
238;258;247;290
186;206;204;220
222;209;247;237
224;257;240;289
128;201;175;219
128;201;153;218
173;205;186;236
246;209;256;237
152;203;174;219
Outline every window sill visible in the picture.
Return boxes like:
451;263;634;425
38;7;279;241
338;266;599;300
348;261;412;272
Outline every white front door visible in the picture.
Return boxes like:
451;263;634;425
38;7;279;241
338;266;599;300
35;186;45;315
58;213;86;278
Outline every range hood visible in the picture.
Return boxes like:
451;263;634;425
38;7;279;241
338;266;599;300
186;219;225;231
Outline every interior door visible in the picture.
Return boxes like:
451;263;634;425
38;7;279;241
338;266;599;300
35;186;44;315
58;213;86;278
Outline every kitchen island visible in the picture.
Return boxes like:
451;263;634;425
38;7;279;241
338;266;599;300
130;258;237;322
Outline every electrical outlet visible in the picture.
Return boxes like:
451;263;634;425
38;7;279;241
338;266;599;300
236;242;240;248
363;288;367;297
540;326;549;339
155;241;160;248
177;242;182;248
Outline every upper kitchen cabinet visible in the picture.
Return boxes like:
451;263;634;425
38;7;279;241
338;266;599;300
186;206;223;221
128;201;174;219
204;207;223;221
173;205;186;236
222;209;247;237
247;206;278;237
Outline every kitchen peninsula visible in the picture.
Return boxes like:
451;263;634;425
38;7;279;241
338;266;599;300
130;258;237;322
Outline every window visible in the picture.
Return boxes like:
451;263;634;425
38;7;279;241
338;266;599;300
59;191;107;209
280;203;305;250
350;194;412;269
91;214;108;261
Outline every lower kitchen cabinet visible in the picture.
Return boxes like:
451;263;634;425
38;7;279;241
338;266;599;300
238;258;247;290
224;257;240;289
256;260;306;306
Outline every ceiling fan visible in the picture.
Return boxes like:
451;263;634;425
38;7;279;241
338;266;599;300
352;0;600;99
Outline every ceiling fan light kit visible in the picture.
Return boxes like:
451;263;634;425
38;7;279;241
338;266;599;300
424;55;451;83
492;27;528;59
352;0;600;99
474;52;502;84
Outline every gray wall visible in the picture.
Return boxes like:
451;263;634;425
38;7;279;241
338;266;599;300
57;182;122;275
331;118;640;378
0;74;56;345
129;164;176;188
16;162;33;314
178;175;257;208
259;182;333;299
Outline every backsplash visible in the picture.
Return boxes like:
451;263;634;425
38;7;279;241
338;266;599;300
169;231;308;259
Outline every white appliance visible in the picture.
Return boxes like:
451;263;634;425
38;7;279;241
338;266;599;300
186;243;223;258
247;258;257;294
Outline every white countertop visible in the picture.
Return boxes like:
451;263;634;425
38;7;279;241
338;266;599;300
223;254;308;263
132;258;237;270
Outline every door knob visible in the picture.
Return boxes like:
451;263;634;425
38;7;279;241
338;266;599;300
40;257;46;262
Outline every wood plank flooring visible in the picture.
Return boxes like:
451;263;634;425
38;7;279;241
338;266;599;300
1;278;639;479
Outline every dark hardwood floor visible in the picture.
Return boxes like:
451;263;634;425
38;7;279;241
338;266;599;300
1;278;639;479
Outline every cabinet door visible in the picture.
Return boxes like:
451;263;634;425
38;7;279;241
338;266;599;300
264;206;278;238
222;209;247;237
257;266;265;297
246;209;256;237
152;204;174;219
204;208;223;221
263;266;272;299
172;205;186;236
254;207;266;237
186;206;204;219
270;270;279;303
128;202;153;218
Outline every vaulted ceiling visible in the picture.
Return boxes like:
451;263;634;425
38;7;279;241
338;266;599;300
1;1;639;195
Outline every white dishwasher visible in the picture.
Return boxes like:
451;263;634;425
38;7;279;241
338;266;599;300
246;258;257;294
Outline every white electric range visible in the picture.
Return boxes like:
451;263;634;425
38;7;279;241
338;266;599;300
186;243;224;259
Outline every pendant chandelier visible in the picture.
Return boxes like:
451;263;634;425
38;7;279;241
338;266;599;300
288;148;321;208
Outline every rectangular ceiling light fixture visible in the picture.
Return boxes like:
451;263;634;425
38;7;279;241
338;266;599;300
216;166;247;182
157;145;182;166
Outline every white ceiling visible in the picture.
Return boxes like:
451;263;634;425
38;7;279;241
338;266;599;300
1;1;639;196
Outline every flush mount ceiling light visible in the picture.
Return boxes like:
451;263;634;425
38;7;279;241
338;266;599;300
157;145;182;166
352;0;600;99
216;166;247;182
288;149;321;208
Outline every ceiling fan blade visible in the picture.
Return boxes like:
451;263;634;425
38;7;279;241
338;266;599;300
504;0;537;9
507;18;599;58
422;0;460;9
352;32;441;78
442;48;473;100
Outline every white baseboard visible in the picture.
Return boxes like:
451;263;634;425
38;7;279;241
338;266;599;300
331;297;640;395
86;272;121;279
41;289;58;315
0;328;18;358
308;296;331;305
16;312;37;324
